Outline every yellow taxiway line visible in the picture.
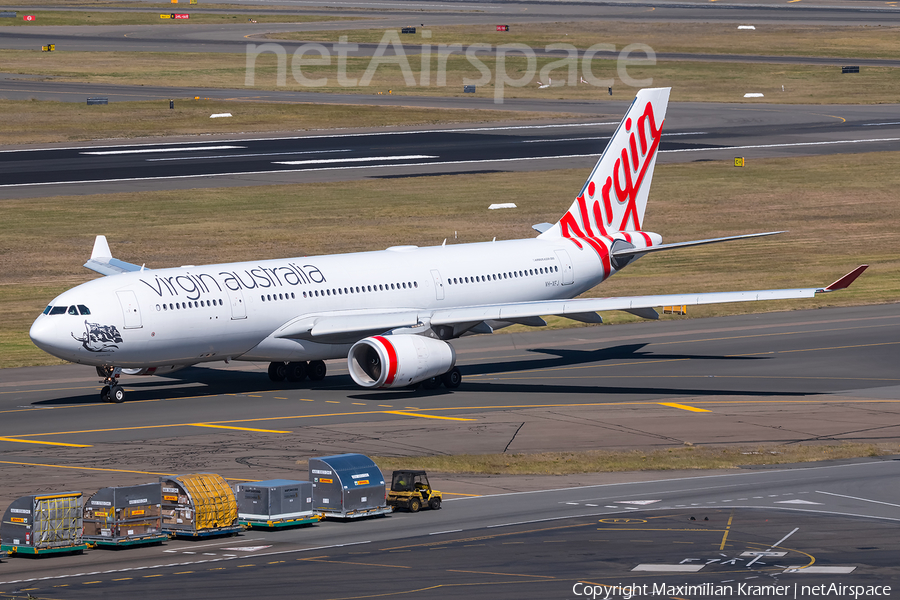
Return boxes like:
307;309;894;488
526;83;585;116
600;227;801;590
0;436;91;448
658;402;711;413
0;459;259;481
385;411;475;422
190;423;292;433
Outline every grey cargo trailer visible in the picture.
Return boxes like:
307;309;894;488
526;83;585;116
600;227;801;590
309;454;391;519
83;483;168;547
1;492;88;556
236;479;320;529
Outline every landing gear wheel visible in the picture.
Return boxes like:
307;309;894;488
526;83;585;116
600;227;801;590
408;497;421;513
100;385;111;402
286;361;308;382
441;367;461;389
308;360;327;381
430;498;442;510
268;362;287;382
111;386;125;403
422;376;441;390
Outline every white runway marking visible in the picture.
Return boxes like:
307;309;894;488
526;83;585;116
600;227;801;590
784;566;856;573
0;121;620;155
274;154;437;165
661;137;900;153
633;564;704;572
81;146;246;155
816;490;900;508
146;149;352;162
429;529;463;535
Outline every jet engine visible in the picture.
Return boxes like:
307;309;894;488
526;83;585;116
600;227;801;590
348;335;456;389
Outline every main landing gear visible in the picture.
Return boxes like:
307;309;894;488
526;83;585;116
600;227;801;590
268;361;327;384
419;367;462;390
97;366;125;403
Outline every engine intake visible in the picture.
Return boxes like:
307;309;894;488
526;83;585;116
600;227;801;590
348;335;456;389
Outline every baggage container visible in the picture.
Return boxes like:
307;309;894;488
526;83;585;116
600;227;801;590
83;483;169;547
309;454;391;519
236;479;320;529
159;474;242;538
1;492;88;556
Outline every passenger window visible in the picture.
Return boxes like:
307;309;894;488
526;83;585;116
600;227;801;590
414;281;418;288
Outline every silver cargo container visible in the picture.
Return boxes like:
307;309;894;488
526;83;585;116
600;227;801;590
236;479;319;528
309;454;390;519
1;492;87;556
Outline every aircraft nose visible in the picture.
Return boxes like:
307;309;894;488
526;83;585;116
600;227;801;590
30;315;64;356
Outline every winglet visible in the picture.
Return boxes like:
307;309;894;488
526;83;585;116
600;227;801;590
820;265;868;292
91;235;112;260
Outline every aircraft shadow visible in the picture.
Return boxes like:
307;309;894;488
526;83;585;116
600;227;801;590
460;343;765;376
31;343;787;406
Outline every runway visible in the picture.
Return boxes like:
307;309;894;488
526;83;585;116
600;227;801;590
3;101;900;198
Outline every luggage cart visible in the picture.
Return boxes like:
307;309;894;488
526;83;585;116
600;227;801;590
236;480;321;529
159;474;242;538
83;483;169;547
309;454;391;519
1;492;88;556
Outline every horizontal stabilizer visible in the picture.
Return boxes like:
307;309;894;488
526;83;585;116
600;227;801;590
612;231;785;258
83;235;145;276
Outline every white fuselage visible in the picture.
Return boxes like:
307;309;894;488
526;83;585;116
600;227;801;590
30;236;620;368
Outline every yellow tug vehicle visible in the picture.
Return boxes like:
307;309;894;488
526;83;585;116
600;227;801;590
386;470;442;512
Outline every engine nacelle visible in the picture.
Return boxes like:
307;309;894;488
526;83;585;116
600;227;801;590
348;335;455;389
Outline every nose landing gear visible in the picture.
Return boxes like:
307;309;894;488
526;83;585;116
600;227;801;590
97;366;125;403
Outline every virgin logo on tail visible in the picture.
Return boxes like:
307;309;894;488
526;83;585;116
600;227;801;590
559;99;663;274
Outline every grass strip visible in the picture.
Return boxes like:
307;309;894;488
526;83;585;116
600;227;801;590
268;21;900;60
2;151;898;368
3;48;899;104
0;99;560;145
372;443;898;475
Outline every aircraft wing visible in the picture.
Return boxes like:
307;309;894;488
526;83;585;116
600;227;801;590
275;310;423;341
83;235;145;276
430;265;867;326
274;266;866;340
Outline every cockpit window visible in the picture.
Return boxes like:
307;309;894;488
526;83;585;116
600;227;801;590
49;306;67;315
43;305;52;315
68;306;79;315
77;305;91;315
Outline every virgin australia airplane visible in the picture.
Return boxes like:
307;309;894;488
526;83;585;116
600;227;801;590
30;88;866;402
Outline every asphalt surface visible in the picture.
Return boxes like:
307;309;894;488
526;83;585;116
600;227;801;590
3;101;900;198
2;2;900;596
1;303;899;496
1;459;898;599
